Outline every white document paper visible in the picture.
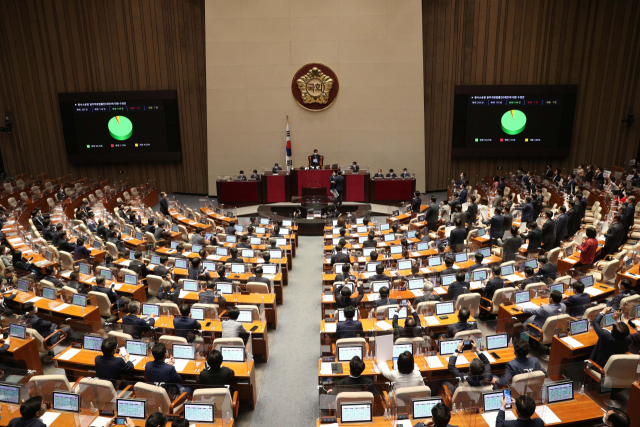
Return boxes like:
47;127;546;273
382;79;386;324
535;405;562;424
560;336;584;348
434;287;447;295
179;290;190;299
420;267;432;274
411;289;424;297
90;416;113;427
119;260;131;267
40;412;62;427
516;302;540;311
375;333;394;363
26;296;43;303
322;295;334;302
113;283;124;290
584;287;603;296
396;420;413;427
482;410;516;426
320;362;333;375
58;348;81;361
367;293;380;301
324;323;337;333
129;355;146;367
455;355;469;365
424;316;440;325
52;303;71;312
375;321;393;331
470;281;483;290
426;356;444;368
481;258;492;264
172;359;189;372
411;251;421;257
480;351;496;363
504;274;524;282
182;251;193;257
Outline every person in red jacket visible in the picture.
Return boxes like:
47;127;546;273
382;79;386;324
573;227;598;269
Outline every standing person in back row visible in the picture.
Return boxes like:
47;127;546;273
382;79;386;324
159;192;169;216
333;170;345;206
411;191;422;215
425;196;439;232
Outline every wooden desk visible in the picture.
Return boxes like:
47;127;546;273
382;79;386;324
10;291;102;332
181;292;278;329
315;417;389;427
116;315;269;362
60;271;147;303
169;210;213;232
630;382;640;427
2;336;43;374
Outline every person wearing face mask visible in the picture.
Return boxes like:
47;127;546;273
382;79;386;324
602;409;630;427
457;172;466;186
608;278;635;308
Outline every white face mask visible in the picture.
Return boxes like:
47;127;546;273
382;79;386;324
602;415;608;425
34;307;38;313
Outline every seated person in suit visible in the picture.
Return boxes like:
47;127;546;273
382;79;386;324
95;336;134;384
590;307;632;373
400;168;411;178
198;349;235;388
23;301;73;346
42;220;55;241
415;230;430;244
440;256;456;276
330;244;350;265
608;278;636;308
386;169;397;178
335;263;357;283
237;234;252;249
413;281;438;304
145;342;184;393
535;254;557;282
446;307;475;337
65;272;87;295
310;149;321;168
272;163;282;173
188;257;211;280
522;289;566;336
174;304;201;343
362;231;378;248
225;220;237;236
122;301;155;339
376;350;426;389
392;301;421;340
375;286;397;307
467;252;484;273
334;282;365;308
444;339;492;392
129;250;149;278
42;265;63;288
350;161;360;173
237;170;247;180
152;255;171;278
221;306;247;338
73;237;91;261
173;243;187;259
191;227;209;246
336;305;363;339
143;217;156;234
368;263;389;283
518;266;539;288
446;271;469;303
492;339;547;386
225;247;244;264
248;266;271;288
332;356;378;395
563;280;590;316
496;395;543;427
7;396;47;427
426;403;455;427
57;230;75;253
250;169;260;180
199;281;226;305
157;280;180;304
93;275;130;306
373;169;384;178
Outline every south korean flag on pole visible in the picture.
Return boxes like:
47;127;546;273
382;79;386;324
285;116;292;172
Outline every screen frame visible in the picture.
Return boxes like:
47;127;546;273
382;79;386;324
116;398;147;420
184;403;215;423
53;391;81;413
412;397;443;420
485;333;509;351
340;402;373;423
546;381;574;404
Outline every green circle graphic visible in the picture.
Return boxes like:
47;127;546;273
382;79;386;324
108;116;133;140
501;110;526;135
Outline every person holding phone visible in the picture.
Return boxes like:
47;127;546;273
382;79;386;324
391;302;420;340
443;339;493;393
496;395;542;427
589;306;631;395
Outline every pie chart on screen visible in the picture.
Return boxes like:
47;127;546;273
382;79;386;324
501;110;526;135
108;116;133;140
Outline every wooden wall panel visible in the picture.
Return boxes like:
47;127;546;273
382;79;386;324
0;0;207;194
423;0;640;190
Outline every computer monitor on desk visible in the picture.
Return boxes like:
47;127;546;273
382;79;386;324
337;308;359;322
83;335;103;351
428;256;442;267
439;339;462;356
547;381;574;404
500;264;515;276
485;333;508;351
435;301;455;316
216;283;233;294
472;270;487;282
390;245;402;255
117;398;146;420
337;346;363;362
440;274;456;287
262;264;277;275
0;383;20;404
9;323;26;340
340;402;372;423
184;404;215;424
42;287;55;300
220;346;245;362
397;260;412;271
413;398;442;419
53;391;80;413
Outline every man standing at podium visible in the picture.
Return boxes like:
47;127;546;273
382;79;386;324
334;170;345;206
310;149;321;169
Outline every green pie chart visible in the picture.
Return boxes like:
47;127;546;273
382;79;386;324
108;116;133;141
501;110;526;135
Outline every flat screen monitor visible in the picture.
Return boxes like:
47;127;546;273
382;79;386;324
234;225;243;232
182;280;198;292
220;346;245;362
413;398;442;420
236;309;253;323
202;261;215;271
390;245;402;255
78;263;91;275
408;278;423;290
276;238;287;246
356;218;364;224
439;339;462;356
604;313;616;327
337;346;364;362
579;275;594;288
117;398;146;419
380;223;390;231
334;263;345;274
440;274;456;286
340;403;372;423
150;255;160;265
42;287;55;300
500;264;514;276
472;270;488;282
549;283;564;294
101;269;113;280
451;85;577;158
171;241;180;249
175;259;188;269
357;226;367;233
260;218;269;225
17;280;29;292
250;237;262;245
479;248;491;257
359;236;368;244
230;263;246;274
173;344;195;360
547;381;574;404
485;334;508;351
384;233;395;242
387;307;408;319
397;260;412;270
483;392;504;412
477;228;486;237
417;242;429;251
142;303;159;317
428;256;442;267
126;340;148;356
362;247;374;257
366;262;380;273
216;283;233;294
524;259;538;269
72;294;87;307
436;301;455;316
124;274;137;285
9;323;26;340
172;225;180;233
454;253;468;263
184;404;214;423
53;391;80;413
282;220;292;226
262;264;277;275
241;249;255;258
256;227;266;234
515;291;531;304
371;281;389;293
270;249;283;259
189;308;203;321
84;335;103;351
226;235;236;243
0;383;21;404
216;247;229;257
135;232;143;241
564;246;573;257
570;319;588;336
393;343;413;358
337;308;359;322
191;244;202;253
407;230;416;238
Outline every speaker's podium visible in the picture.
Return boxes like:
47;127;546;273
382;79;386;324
261;169;291;203
301;186;327;197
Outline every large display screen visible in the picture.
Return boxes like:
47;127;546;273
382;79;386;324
58;90;182;163
452;85;577;158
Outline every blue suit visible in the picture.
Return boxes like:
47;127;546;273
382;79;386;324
564;292;590;316
122;313;155;339
483;214;504;239
520;203;534;223
554;213;568;243
145;360;183;392
336;319;363;339
96;354;134;381
173;316;201;342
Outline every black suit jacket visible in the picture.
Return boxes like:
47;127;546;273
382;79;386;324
449;227;466;246
566;207;578;234
174;316;201;341
537;263;557;281
159;197;169;215
483;214;504;239
335;375;379;395
521;228;542;251
96;354;134;381
334;176;345;192
411;197;422;213
330;252;350;266
350;165;360;172
466;203;478;224
425;203;439;223
590;313;632;367
447;281;469;302
483;278;505;301
336;319;363;339
541;219;555;245
496;410;544;427
448;352;491;386
334;284;364;308
554;213;568;239
604;221;625;251
502;213;513;231
198;366;235;386
362;239;377;248
25;314;54;337
122;313;155;339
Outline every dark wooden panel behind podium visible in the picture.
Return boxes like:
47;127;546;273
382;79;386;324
301;187;327;197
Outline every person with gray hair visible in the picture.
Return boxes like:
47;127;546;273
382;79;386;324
413;280;438;304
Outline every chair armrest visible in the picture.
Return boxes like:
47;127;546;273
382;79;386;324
117;385;133;398
71;377;84;390
332;343;336;356
170;392;188;414
584;359;605;376
232;390;239;418
441;383;452;407
43;329;67;350
526;324;543;342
